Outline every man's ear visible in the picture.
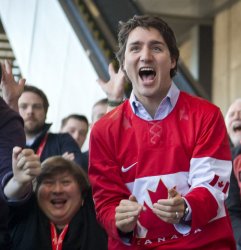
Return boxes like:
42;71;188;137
122;68;131;85
170;58;176;69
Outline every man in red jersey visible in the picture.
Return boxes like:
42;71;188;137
89;15;235;249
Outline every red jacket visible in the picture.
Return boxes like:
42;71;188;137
89;92;236;249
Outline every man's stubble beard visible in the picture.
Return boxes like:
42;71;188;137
24;121;45;137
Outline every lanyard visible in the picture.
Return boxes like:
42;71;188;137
36;133;48;157
50;222;69;250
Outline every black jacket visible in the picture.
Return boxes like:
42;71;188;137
80;151;89;172
0;98;25;180
0;187;11;249
26;123;82;166
0;97;25;249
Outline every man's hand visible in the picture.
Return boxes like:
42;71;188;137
62;152;75;161
115;195;145;234
152;188;186;224
97;63;126;103
12;147;41;184
0;60;25;111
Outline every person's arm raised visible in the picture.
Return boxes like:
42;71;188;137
0;60;26;112
4;147;41;200
97;63;126;112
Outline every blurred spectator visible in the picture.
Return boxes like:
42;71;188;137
60;114;89;171
18;85;82;166
0;60;26;248
91;98;108;124
225;98;241;147
61;114;89;150
1;60;83;167
0;96;25;249
225;99;241;249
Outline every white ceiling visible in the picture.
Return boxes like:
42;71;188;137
135;0;239;43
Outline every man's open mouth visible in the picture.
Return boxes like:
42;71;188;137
233;124;241;132
139;67;156;81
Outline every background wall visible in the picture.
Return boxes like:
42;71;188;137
213;0;241;115
0;0;106;135
179;1;241;116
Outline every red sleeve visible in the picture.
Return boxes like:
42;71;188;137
89;122;130;240
186;106;232;229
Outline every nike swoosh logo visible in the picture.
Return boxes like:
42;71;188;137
121;162;138;173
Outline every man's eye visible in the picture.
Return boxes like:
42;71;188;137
130;46;139;52
42;180;53;185
153;47;162;52
33;104;43;110
79;131;87;136
19;104;27;110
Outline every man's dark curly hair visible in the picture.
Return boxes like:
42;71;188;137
116;15;179;78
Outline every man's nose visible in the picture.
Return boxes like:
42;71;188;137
140;47;152;62
234;111;241;120
26;105;34;114
73;131;79;142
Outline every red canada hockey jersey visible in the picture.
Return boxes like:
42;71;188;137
89;92;235;249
